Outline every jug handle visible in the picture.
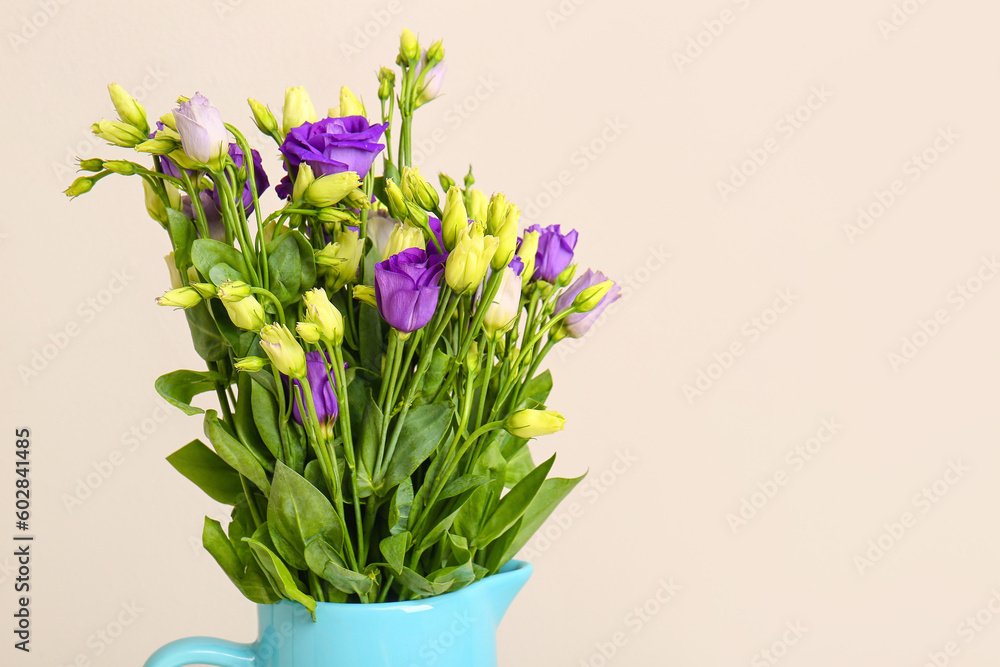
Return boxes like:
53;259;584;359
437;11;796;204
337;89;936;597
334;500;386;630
144;637;257;667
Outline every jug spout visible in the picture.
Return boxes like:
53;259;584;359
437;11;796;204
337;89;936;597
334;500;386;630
482;560;533;623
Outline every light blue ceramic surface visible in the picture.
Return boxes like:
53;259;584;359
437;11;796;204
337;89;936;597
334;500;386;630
144;560;532;667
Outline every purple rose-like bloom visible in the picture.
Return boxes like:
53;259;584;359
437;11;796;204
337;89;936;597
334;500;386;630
276;116;387;199
288;351;339;425
526;224;579;283
374;248;447;332
554;269;622;338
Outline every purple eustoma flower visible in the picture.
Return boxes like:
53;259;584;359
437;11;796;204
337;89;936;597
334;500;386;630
276;116;387;199
374;248;447;332
554;269;621;338
288;351;339;425
526;224;578;283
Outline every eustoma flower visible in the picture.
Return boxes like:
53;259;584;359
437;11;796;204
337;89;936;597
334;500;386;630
289;351;339;425
173;94;227;167
526;224;578;283
374;248;446;332
482;260;524;339
276;116;387;199
554;269;622;338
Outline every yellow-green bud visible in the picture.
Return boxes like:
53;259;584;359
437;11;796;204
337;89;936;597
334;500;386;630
426;39;444;65
292;163;316;202
224;295;267;331
482;264;522;339
135;134;180;155
384;178;409;220
143;180;181;225
378;68;396;101
191;282;217;299
248;98;279;136
108;82;149;134
260;324;307;379
339;86;366;117
518;231;540;288
441;186;469;252
486;193;507;229
156;286;202;309
445;224;499;294
282;86;318;136
64;176;95;198
318;207;359;229
467;188;488;224
91;119;146;147
490;204;519;271
342;188;370;210
302;288;345;346
235;356;267;373
555;264;577;288
352;285;377;308
159;112;177;130
103;160;137;176
78;158;104;172
573;280;614;312
465;339;479;374
463;166;475;189
383;223;425;259
217;280;252;303
400;28;420;65
304;172;362;207
296;321;322;344
402;166;439;210
406;201;429;227
316;229;364;290
439;172;455;191
504;409;565;438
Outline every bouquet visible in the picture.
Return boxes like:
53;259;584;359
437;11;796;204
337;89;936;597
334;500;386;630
66;29;620;612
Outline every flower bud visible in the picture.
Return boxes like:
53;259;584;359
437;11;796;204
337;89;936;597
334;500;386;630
78;158;104;172
482;264;522;339
260;324;307;379
490;205;519;271
292;163;315;202
383;223;424;259
517;231;540;288
156;286;202;309
282;86;318;136
378;67;396;102
445;224;499;294
135;134;180;155
248;98;278;136
463;166;475;189
296;321;322;344
504;409;565;438
467;188;488;225
400;28;420;65
224;295;267;331
191;282;217;298
316;229;364;290
384;178;410;220
91;119;147;147
159;112;177;130
485;193;507;229
555;264;577;288
143;180;181;225
64;176;95;198
304;172;362;207
426;40;444;65
406;201;429;227
103;160;137;176
318;207;360;230
352;285;377;308
217;280;252;303
402;166;439;210
415;62;445;108
302;288;345;346
339;86;366;117
465;339;479;375
107;82;149;134
441;186;469;251
173;94;228;168
572;280;614;312
439;172;455;191
235;356;267;373
341;188;371;210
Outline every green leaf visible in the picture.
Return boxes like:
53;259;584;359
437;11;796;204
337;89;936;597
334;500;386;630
439;474;490;500
203;517;279;604
235;372;274;472
304;538;372;596
500;473;587;564
267;461;343;570
504;445;535;488
167;439;244;505
183;301;229;362
166;208;196;269
155;369;224;416
381;402;452;490
483;516;523;575
192;238;248;286
289;230;316;293
379;531;410;574
415;349;450;405
245;532;317;617
266;233;304;305
251;376;284;460
519;369;553;409
428;561;475;591
388;477;413;535
209;262;245;286
357;392;383;498
203;410;271;496
359;248;383;373
396;567;453;598
454;485;492;542
475;454;555;548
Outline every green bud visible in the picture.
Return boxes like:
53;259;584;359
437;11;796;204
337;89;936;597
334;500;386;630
573;280;614;312
402;166;439;210
78;158;104;172
191;282;217;299
156;286;202;309
217;280;252;303
91;119;146;147
108;82;149;134
260;324;307;378
439;172;455;192
465;339;479;374
64;176;95;198
555;264;577;288
441;186;469;251
302;288;345;346
135;135;180;155
426;39;444;65
504;409;565;438
339;86;366;117
103;160;137;176
225;295;267;331
296;321;322;344
342;188;371;210
292;163;316;202
234;356;267;373
248;98;279;136
384;178;410;220
378;67;396;102
406;201;429;227
143;180;181;225
352;285;377;308
283;86;318;136
400;28;420;65
305;172;362;207
467;188;488;225
486;193;507;231
318;207;359;227
463;165;475;189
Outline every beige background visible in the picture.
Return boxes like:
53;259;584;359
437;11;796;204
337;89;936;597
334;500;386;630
2;0;1000;664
